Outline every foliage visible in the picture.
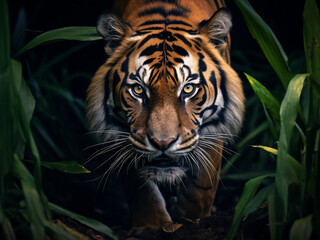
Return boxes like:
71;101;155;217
227;0;320;239
0;0;117;239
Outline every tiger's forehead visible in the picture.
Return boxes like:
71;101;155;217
129;29;201;87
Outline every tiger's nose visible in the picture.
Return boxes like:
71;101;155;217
150;137;177;150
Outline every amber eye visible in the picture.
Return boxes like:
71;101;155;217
183;84;194;94
133;85;144;95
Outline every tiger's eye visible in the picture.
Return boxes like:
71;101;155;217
133;85;144;95
183;84;194;94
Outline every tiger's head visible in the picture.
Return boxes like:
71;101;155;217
87;8;244;184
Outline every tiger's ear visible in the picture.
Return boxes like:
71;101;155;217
97;12;130;54
199;8;232;48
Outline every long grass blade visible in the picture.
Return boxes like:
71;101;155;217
12;155;46;240
40;161;90;174
303;1;320;237
227;174;275;240
15;27;101;56
273;74;307;239
245;70;280;131
49;203;118;240
234;0;293;88
303;0;320;89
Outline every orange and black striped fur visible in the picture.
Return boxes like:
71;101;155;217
87;0;244;231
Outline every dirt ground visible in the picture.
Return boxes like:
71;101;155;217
58;208;270;240
45;163;270;240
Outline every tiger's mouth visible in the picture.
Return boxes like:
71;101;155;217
145;155;182;168
137;155;187;184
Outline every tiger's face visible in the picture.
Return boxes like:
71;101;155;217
87;9;244;184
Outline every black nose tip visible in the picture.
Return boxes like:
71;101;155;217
149;137;177;150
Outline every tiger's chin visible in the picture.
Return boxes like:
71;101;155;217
137;156;187;185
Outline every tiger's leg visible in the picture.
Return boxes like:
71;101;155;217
123;176;172;230
175;146;223;220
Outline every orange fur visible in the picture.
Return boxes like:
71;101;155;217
87;0;244;232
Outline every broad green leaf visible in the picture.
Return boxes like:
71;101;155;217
262;104;278;142
0;0;10;69
289;215;312;240
304;0;320;87
41;161;90;174
252;145;301;184
49;203;118;240
12;155;46;240
15;27;101;56
227;174;274;240
243;184;272;215
303;2;320;234
273;74;307;239
252;145;315;198
10;59;42;191
234;0;293;88
245;72;280;130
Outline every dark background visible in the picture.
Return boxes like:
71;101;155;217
7;0;306;231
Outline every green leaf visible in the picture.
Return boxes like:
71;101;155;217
252;145;315;198
290;215;312;240
234;0;293;88
49;203;118;240
303;0;320;87
15;27;101;56
273;74;307;239
227;174;274;240
12;155;46;240
245;73;280;131
243;184;272;215
40;161;90;174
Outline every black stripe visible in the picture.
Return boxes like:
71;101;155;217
139;19;192;27
174;58;184;63
103;69;112;123
168;27;198;34
198;53;207;72
138;6;186;17
196;88;207;107
143;58;155;65
209;71;218;104
139;43;163;57
112;70;121;107
180;134;196;145
171;44;189;56
174;33;192;47
138;31;176;48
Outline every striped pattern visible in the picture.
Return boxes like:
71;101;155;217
87;0;245;230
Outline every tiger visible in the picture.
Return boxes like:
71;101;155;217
86;0;244;232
